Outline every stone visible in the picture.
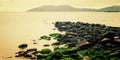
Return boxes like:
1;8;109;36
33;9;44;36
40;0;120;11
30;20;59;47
40;48;52;54
15;51;27;57
103;31;115;40
33;42;37;44
76;42;94;49
43;44;50;47
26;48;37;53
18;43;28;49
24;54;32;58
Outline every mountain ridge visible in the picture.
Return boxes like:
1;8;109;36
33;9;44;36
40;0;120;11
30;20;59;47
27;5;120;12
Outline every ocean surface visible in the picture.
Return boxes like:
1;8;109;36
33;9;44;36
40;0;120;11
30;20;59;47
0;12;120;60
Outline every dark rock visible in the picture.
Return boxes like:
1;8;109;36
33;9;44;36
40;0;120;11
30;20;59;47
114;36;120;39
15;55;21;57
43;44;50;47
15;51;27;57
33;42;37;44
103;31;115;40
26;48;37;53
37;54;48;59
31;51;41;55
18;43;28;49
76;42;94;49
101;38;111;43
55;22;120;44
24;54;32;58
40;48;52;54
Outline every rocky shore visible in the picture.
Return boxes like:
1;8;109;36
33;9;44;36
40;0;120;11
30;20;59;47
15;21;120;60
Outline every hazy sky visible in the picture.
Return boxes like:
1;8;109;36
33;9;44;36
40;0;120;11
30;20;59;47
0;0;120;12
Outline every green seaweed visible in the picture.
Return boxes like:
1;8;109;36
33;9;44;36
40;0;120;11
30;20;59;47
18;43;28;49
40;48;52;54
40;35;51;40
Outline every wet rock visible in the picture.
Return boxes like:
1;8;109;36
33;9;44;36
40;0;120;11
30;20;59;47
103;31;115;40
101;38;111;43
40;48;52;54
43;44;50;47
24;54;32;58
114;36;120;39
18;43;28;49
37;54;48;59
15;51;27;57
55;22;120;44
33;40;37;44
31;51;41;55
76;42;94;49
33;42;37;44
26;48;37;53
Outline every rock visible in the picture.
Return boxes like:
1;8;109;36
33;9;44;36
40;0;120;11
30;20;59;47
18;43;28;49
76;42;94;49
40;48;52;54
40;35;51;40
43;44;50;47
37;54;48;59
15;51;27;57
55;22;120;44
114;36;120;39
103;31;115;40
26;48;37;53
114;39;120;43
33;40;37;44
15;55;21;57
33;42;37;44
101;38;111;43
24;54;32;58
32;51;41;55
30;57;37;59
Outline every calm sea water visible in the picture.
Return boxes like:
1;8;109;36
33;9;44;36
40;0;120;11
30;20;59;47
0;12;120;60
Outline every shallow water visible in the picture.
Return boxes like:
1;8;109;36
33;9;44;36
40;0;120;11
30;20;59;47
0;12;120;60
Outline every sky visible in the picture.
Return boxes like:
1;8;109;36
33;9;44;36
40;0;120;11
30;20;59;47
0;0;120;12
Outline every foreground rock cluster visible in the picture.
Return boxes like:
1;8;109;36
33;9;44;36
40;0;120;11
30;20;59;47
15;48;38;59
15;21;120;60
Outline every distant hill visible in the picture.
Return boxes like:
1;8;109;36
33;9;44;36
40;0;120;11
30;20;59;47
27;5;120;12
98;6;120;12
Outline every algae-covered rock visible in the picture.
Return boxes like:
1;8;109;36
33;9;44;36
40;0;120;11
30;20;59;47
40;48;52;54
49;33;59;39
51;41;64;46
18;43;28;49
40;35;51;40
37;54;48;59
54;47;60;51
